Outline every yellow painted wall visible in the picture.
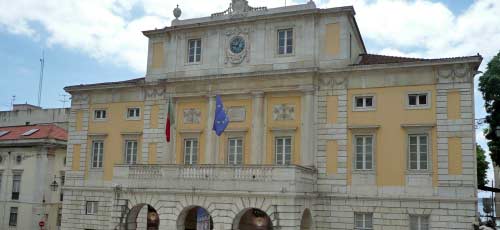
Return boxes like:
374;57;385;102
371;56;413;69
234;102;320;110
448;137;462;175
151;42;164;69
326;140;338;175
325;23;341;56
447;91;461;120
148;143;157;164
72;144;81;171
175;99;207;164
218;98;252;164
347;85;437;186
75;110;83;131
265;95;302;165
87;101;144;181
327;96;338;124
150;105;159;128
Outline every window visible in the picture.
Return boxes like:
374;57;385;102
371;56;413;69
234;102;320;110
408;93;429;107
188;39;202;63
408;134;428;170
91;141;104;168
410;215;429;230
9;207;18;226
21;128;39;136
127;108;140;119
60;172;65;186
57;207;62;227
355;135;373;170
124;140;138;164
228;138;243;165
354;96;375;110
94;109;107;120
0;130;10;137
184;139;198;165
12;173;21;200
86;201;98;215
278;28;293;55
355;213;373;230
275;136;292;165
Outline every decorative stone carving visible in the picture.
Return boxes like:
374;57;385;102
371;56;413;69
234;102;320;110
272;104;295;121
319;76;347;89
225;27;250;64
437;64;470;83
183;109;201;124
145;87;166;100
211;0;267;18
227;107;246;122
71;94;89;104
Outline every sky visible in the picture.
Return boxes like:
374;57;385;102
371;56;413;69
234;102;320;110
0;0;499;186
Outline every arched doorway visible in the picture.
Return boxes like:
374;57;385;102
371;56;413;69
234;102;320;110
125;204;160;230
233;208;273;230
300;208;312;230
177;206;214;230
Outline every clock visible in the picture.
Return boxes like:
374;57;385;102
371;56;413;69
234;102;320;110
229;36;245;54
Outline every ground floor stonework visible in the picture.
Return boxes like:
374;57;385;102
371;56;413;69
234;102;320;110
60;188;476;230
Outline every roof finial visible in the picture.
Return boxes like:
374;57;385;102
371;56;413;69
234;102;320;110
173;4;181;20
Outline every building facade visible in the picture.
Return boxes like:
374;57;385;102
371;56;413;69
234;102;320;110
0;124;67;230
61;1;482;229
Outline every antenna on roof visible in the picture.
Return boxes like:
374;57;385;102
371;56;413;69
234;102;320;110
59;94;69;108
11;95;16;110
37;49;45;107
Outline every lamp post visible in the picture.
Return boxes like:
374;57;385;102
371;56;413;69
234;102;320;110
50;175;59;192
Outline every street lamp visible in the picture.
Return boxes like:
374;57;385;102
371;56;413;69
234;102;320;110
50;175;59;192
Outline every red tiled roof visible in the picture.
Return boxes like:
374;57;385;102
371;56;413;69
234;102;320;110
0;124;67;141
357;53;482;65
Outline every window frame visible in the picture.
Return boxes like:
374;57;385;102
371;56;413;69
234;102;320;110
11;171;22;200
126;107;141;120
227;137;244;165
353;94;376;111
93;109;107;121
184;138;199;165
354;212;373;230
409;215;429;230
275;136;293;166
85;201;98;215
408;134;429;171
187;38;202;64
91;140;104;169
9;207;18;226
124;140;138;165
353;135;375;171
277;28;294;56
406;91;431;109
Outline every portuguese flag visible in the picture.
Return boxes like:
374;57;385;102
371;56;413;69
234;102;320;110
166;98;173;142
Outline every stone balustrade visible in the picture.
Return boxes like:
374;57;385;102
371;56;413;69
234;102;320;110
113;164;316;193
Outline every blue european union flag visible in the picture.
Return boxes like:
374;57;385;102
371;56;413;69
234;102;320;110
213;95;229;136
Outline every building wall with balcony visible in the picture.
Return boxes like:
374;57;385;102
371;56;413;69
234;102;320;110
60;1;481;230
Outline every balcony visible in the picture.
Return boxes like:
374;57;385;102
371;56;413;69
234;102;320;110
112;164;316;194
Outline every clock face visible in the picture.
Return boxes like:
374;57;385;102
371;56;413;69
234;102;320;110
230;36;245;54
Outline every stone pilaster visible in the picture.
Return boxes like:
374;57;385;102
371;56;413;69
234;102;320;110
205;95;216;164
301;86;315;167
251;91;265;164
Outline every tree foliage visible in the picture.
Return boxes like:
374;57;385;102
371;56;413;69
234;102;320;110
479;51;500;166
476;144;489;187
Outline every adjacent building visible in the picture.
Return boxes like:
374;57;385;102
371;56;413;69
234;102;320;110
61;1;482;229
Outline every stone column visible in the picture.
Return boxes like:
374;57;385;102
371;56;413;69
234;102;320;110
251;91;265;164
205;95;216;164
301;86;315;167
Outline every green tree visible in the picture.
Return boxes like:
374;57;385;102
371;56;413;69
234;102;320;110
476;144;489;187
479;51;500;166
